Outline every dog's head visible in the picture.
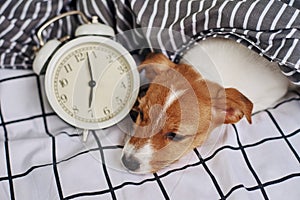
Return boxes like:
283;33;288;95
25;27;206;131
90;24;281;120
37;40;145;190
121;53;253;174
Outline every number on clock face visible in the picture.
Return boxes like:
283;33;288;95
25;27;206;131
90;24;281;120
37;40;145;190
52;42;133;124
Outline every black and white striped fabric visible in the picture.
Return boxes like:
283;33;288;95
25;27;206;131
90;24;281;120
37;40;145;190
1;0;300;83
1;1;300;200
0;0;78;70
78;0;300;84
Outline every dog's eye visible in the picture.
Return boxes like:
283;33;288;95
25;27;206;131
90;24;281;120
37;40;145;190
139;83;150;98
165;132;185;142
130;107;145;122
139;110;144;121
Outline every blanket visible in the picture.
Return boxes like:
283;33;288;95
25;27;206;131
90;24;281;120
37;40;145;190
1;0;300;83
79;0;300;84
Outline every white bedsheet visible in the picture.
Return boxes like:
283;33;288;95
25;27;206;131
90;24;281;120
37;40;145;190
1;69;300;200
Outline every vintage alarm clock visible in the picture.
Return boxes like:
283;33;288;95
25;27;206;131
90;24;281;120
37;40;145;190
33;11;140;140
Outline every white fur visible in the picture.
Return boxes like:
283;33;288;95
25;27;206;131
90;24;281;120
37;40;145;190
181;38;290;112
163;86;187;112
122;141;154;173
149;87;186;134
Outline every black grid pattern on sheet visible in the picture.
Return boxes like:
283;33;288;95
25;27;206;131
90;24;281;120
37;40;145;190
1;71;300;200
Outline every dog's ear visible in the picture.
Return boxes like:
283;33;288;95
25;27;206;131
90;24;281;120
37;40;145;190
210;84;253;124
223;88;253;124
138;53;175;81
140;53;175;68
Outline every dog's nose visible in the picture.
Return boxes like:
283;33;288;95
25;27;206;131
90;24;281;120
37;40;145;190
121;154;140;172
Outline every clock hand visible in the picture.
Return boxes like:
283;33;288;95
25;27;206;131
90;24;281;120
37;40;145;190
89;86;94;108
86;52;96;108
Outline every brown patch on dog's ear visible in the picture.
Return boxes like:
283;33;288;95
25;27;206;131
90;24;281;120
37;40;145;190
138;53;175;81
141;53;175;67
210;83;253;124
223;88;253;124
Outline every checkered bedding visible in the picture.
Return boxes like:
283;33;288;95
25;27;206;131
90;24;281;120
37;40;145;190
1;69;300;200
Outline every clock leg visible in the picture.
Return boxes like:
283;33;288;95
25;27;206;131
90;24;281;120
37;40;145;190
82;129;89;142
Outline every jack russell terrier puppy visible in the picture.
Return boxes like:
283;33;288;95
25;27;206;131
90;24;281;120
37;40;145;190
121;38;290;174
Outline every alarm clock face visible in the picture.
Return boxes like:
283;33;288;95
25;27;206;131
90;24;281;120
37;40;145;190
45;36;139;129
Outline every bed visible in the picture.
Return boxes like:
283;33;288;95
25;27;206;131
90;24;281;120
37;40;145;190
1;1;300;199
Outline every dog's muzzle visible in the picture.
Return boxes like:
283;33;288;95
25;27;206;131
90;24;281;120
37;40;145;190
121;154;141;172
